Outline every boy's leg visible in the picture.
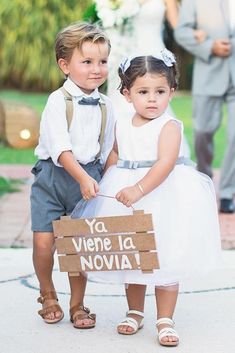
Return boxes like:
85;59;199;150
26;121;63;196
118;284;146;334
155;284;179;344
69;274;95;327
65;162;102;328
33;231;62;321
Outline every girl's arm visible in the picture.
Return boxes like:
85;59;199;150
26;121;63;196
164;0;179;29
116;121;181;207
137;120;181;193
58;151;99;200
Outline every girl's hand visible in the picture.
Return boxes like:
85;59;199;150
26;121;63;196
116;185;143;207
194;29;207;43
80;175;99;200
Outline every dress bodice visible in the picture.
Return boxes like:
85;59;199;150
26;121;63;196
132;0;166;53
107;0;167;97
116;113;185;161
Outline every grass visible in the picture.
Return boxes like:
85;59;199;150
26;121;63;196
0;89;48;114
0;144;37;164
0;89;226;167
171;93;226;167
0;176;24;196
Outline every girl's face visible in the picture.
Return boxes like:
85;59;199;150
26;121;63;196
123;73;174;121
58;41;109;94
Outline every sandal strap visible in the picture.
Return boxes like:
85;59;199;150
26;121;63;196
117;317;139;331
70;304;90;318
38;304;62;318
127;310;144;318
70;304;96;324
72;312;96;323
156;317;174;327
37;291;58;304
158;327;179;341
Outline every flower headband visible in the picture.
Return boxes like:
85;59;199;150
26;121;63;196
119;48;176;74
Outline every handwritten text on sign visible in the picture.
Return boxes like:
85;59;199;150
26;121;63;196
53;213;159;273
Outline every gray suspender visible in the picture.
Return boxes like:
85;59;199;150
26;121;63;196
60;87;107;161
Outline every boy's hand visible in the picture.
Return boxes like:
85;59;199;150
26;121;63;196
116;185;143;207
80;175;99;200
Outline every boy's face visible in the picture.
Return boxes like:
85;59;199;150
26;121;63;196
58;41;109;94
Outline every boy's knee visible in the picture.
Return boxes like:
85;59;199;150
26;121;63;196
33;232;54;253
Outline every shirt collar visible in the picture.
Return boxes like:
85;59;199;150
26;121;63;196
63;77;102;101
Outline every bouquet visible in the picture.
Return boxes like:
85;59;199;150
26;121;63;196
95;0;140;29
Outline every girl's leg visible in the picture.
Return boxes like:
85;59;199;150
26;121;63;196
69;274;95;327
33;231;62;321
155;284;179;344
118;284;146;334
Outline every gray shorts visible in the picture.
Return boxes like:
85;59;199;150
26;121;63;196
30;159;102;232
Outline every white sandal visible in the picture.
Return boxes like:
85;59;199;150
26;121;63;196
117;310;144;335
156;317;179;346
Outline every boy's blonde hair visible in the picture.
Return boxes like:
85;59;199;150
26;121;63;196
55;21;111;62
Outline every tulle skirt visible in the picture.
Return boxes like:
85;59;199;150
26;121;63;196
72;164;222;286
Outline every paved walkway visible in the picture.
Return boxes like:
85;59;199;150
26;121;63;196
1;246;235;353
1;165;235;353
0;165;32;247
0;164;235;249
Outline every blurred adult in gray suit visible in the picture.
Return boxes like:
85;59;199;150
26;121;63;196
174;0;235;213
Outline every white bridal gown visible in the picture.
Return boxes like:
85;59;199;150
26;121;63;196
106;0;190;156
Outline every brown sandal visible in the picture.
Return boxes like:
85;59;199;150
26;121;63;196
37;291;64;324
70;304;96;329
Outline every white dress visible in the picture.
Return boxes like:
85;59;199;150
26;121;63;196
107;0;190;156
72;112;222;286
107;0;166;118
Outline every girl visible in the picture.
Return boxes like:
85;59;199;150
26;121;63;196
72;49;221;346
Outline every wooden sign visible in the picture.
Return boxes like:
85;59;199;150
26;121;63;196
53;210;159;276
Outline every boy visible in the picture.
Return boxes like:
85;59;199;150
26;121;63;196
30;22;114;329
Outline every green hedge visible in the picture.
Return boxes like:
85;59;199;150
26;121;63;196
0;0;92;91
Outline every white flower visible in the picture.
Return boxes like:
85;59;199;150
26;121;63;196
98;8;116;28
95;0;140;28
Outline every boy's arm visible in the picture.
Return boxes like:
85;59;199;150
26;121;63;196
103;137;118;173
99;97;115;165
58;151;99;199
39;92;74;166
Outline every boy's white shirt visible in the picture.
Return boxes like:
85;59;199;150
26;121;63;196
35;77;115;167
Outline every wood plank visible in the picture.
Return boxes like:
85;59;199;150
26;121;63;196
55;233;156;254
58;251;159;272
53;213;153;237
139;252;160;270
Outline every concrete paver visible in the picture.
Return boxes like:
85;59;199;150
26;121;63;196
1;248;235;353
0;165;32;247
1;165;235;353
